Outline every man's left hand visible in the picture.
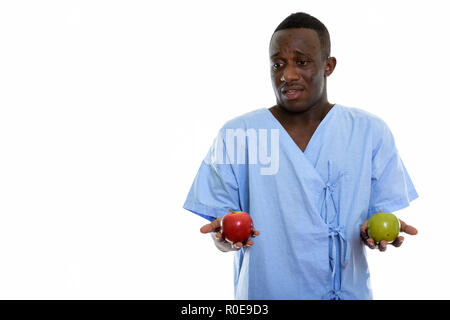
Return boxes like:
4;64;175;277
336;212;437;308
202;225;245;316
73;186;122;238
360;219;418;252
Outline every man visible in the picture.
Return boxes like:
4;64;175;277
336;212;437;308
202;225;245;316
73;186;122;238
183;12;418;300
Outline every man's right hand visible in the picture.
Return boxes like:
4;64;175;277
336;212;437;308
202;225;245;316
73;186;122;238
200;217;260;252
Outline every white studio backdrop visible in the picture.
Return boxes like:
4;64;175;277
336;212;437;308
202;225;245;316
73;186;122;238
0;0;448;299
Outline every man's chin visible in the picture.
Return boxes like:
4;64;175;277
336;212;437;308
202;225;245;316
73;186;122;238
277;100;311;113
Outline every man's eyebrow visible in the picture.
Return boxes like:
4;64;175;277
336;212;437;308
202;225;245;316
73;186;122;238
270;50;310;60
294;50;309;56
270;52;280;60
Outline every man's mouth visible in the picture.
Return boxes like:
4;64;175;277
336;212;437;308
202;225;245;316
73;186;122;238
281;88;305;100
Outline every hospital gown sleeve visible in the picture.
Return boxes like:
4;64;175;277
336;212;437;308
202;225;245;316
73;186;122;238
368;120;419;215
183;129;241;222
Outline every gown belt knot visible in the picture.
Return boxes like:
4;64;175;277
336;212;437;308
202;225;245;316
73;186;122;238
328;224;350;277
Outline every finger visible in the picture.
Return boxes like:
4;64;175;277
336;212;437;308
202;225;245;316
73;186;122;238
251;230;260;237
210;232;226;244
233;242;243;249
399;220;418;235
244;239;254;247
360;229;369;241
378;240;388;252
360;221;369;240
366;238;376;249
390;236;404;248
215;232;224;241
360;220;368;231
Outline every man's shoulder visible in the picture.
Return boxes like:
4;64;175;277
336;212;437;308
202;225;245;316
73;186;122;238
220;108;268;130
338;104;388;130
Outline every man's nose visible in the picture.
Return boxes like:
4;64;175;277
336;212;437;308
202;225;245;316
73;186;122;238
281;64;300;82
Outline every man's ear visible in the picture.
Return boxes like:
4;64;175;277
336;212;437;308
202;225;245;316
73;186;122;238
324;57;337;77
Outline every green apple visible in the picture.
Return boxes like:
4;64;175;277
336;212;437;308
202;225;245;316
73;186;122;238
367;209;400;243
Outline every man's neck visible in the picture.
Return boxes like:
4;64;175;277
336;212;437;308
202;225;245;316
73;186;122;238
270;101;334;127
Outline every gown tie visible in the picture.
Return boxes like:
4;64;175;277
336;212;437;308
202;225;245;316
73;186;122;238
323;160;350;299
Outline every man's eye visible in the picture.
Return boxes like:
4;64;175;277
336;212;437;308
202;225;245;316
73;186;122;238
272;63;282;70
297;60;309;66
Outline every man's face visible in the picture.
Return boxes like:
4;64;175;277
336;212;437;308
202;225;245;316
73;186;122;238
269;28;333;112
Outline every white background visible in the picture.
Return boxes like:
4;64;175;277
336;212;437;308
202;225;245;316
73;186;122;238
0;0;448;299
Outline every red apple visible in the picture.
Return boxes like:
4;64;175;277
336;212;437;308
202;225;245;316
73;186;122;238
221;210;254;243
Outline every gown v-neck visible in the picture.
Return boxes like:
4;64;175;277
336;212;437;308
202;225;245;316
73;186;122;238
265;104;338;156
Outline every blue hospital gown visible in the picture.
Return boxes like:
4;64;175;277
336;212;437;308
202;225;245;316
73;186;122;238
183;104;418;300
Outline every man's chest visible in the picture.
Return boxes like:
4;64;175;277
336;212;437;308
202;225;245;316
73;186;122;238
283;124;320;153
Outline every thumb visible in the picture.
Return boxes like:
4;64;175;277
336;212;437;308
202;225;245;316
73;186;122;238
200;223;214;234
399;219;418;235
200;218;222;234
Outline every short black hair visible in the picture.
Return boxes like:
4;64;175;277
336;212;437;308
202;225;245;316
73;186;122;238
272;12;331;61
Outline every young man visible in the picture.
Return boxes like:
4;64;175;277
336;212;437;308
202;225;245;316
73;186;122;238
183;12;418;300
